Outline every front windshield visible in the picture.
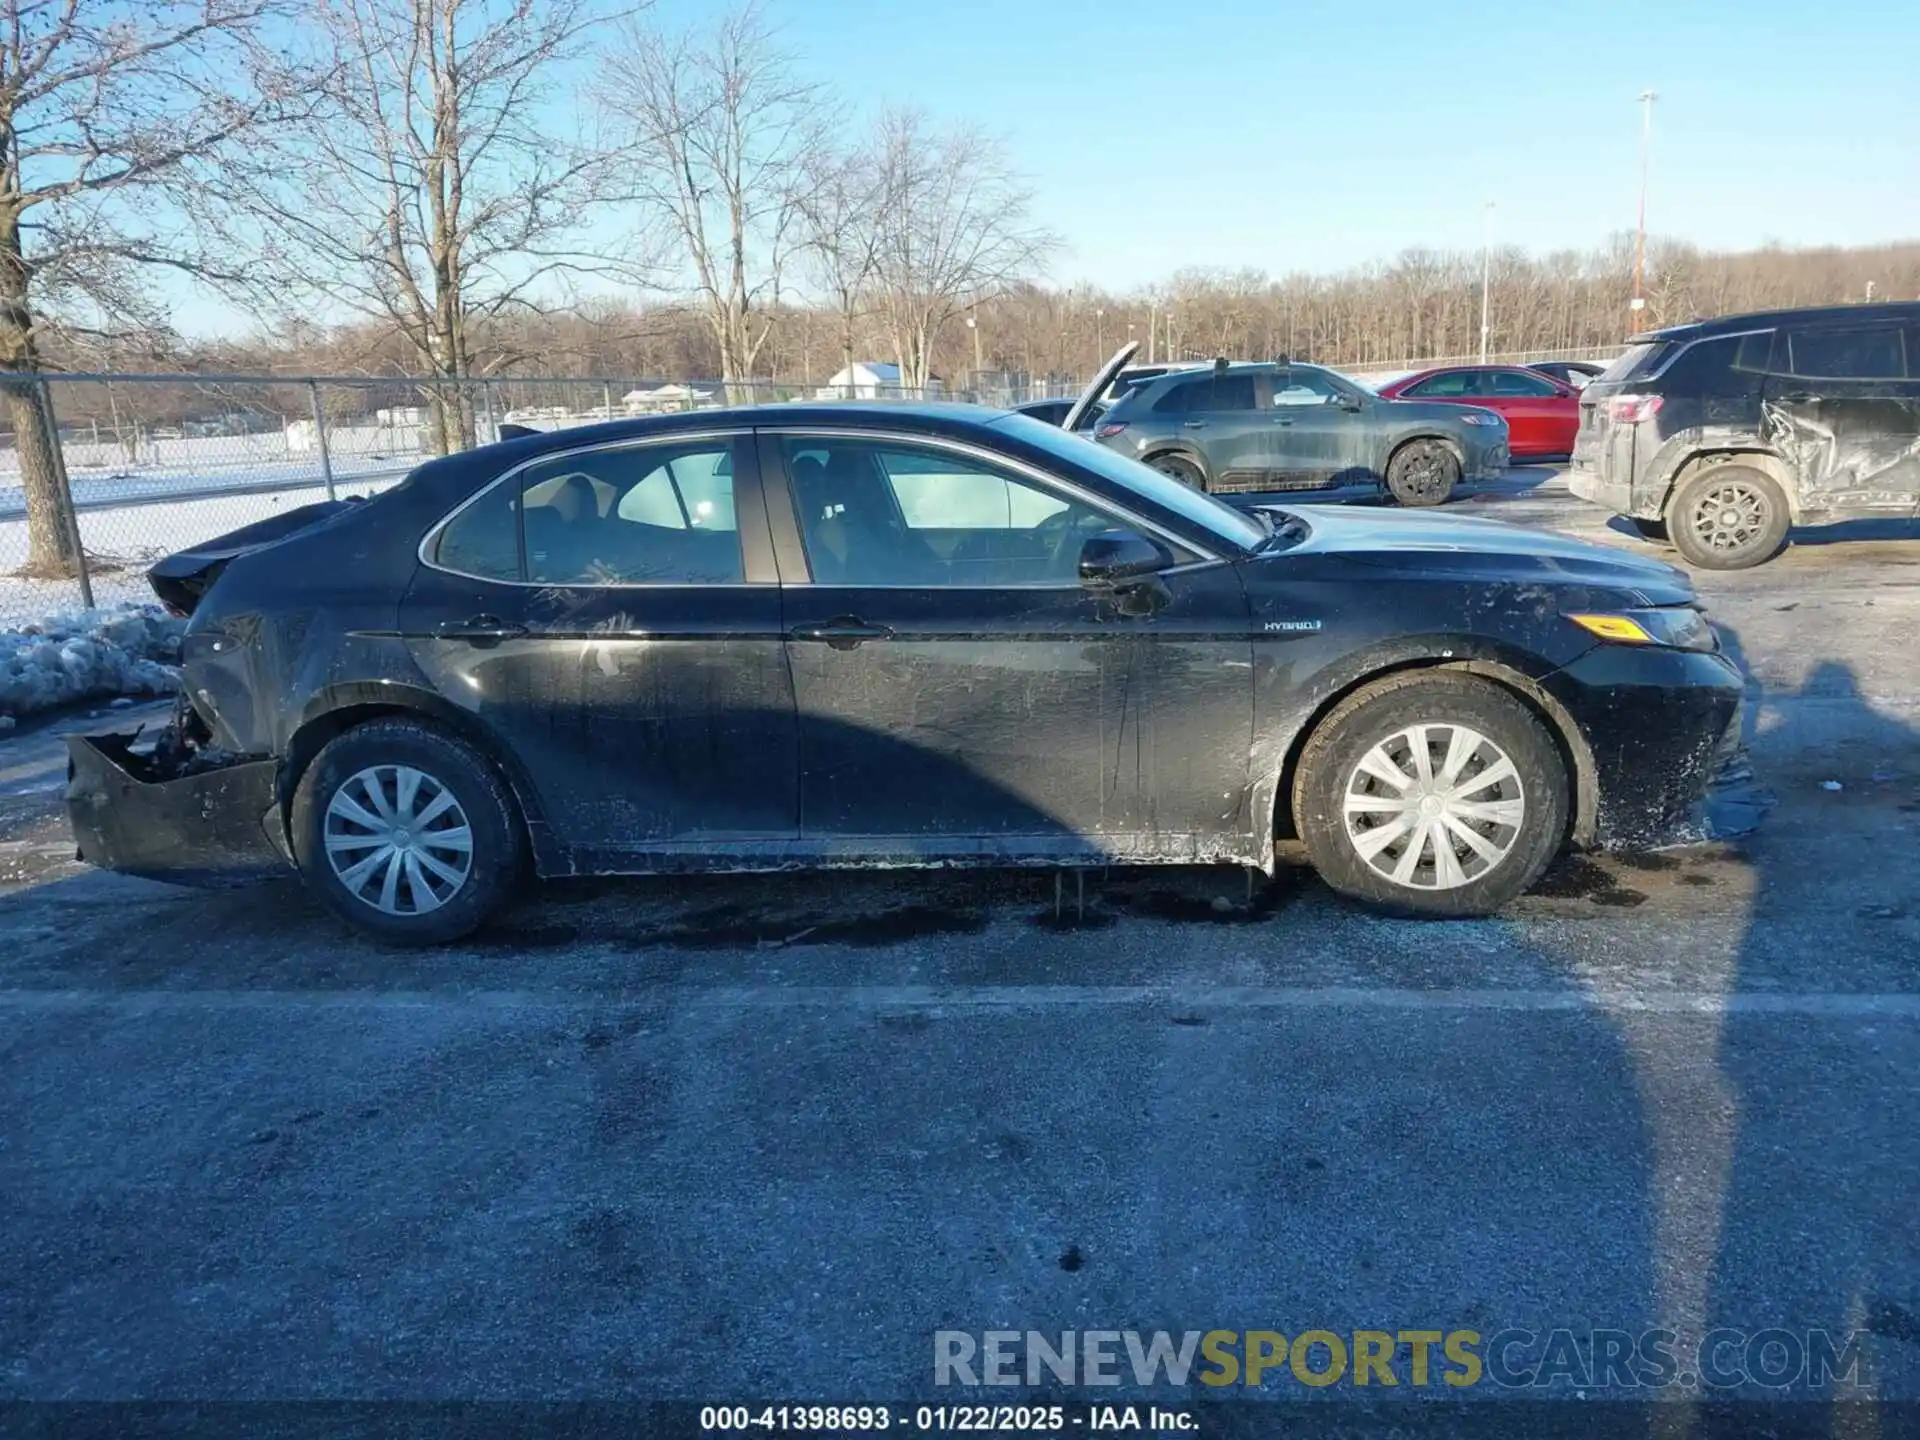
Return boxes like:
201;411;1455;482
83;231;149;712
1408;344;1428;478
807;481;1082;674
990;411;1268;551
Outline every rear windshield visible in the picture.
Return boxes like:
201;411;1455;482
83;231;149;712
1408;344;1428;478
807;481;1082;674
1596;341;1671;386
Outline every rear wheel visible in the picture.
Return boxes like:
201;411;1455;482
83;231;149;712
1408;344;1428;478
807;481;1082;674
1669;464;1789;570
292;717;523;945
1384;439;1460;506
1294;672;1568;917
1148;453;1205;489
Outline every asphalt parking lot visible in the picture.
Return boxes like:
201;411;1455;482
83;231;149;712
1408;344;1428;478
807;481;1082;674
3;468;1919;1418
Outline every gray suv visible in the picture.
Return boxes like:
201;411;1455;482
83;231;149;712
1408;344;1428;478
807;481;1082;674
1091;361;1510;506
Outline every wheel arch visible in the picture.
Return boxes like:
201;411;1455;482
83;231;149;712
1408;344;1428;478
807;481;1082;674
1137;441;1211;482
1269;657;1599;850
1386;431;1466;474
278;684;552;866
1652;447;1797;522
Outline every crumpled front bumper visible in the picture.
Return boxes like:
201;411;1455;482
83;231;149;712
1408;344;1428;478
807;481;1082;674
65;732;291;888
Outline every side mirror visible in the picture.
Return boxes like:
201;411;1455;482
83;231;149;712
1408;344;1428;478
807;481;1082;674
1335;393;1365;412
1079;529;1171;588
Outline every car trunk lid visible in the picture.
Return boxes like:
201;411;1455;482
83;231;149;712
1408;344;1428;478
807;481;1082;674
146;498;363;616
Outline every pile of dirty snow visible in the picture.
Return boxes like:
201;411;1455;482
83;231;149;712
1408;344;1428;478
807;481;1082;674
0;604;185;726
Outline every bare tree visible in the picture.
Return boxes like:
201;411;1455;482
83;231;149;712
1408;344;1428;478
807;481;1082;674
0;0;290;575
867;108;1056;392
600;3;828;402
794;144;883;394
223;0;634;454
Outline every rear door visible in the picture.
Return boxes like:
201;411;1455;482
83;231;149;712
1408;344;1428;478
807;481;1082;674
1765;322;1920;513
1160;371;1267;492
404;432;799;863
762;429;1256;860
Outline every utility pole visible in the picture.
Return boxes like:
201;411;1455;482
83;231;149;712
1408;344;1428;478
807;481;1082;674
969;310;983;382
1479;201;1496;364
1631;89;1658;325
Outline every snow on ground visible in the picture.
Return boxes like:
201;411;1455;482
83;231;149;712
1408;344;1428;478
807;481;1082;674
0;475;406;621
0;604;184;724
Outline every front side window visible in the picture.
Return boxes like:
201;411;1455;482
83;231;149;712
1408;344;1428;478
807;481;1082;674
1268;369;1340;406
1491;370;1558;397
1784;325;1906;380
1405;372;1481;399
781;437;1126;587
520;439;744;585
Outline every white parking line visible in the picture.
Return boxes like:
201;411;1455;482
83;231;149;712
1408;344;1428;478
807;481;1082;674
1;986;1918;1016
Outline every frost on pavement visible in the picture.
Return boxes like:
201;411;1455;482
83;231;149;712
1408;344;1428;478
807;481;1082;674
0;605;184;724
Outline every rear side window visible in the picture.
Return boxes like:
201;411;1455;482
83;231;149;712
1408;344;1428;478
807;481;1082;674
1655;334;1772;397
521;440;743;585
1404;372;1480;398
1784;325;1906;379
1153;374;1258;413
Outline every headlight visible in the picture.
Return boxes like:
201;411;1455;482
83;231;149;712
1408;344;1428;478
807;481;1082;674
1566;608;1717;652
1459;412;1505;428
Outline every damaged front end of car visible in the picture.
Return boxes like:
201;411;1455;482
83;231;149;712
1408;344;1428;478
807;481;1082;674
66;698;291;888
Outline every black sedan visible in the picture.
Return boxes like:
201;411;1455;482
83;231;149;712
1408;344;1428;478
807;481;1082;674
69;359;1744;943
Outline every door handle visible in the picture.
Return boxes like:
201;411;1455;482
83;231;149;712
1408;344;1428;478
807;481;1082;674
788;617;894;650
435;614;527;642
1777;392;1816;403
1182;420;1207;429
1271;417;1295;426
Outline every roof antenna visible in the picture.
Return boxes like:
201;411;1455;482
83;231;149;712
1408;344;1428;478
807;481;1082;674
1213;356;1229;374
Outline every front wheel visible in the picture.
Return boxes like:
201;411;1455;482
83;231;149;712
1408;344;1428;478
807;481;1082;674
1293;672;1568;917
291;717;524;945
1148;454;1205;489
1384;439;1460;506
1668;464;1789;570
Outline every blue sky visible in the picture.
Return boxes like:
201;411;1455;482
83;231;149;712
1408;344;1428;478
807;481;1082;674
163;0;1920;339
700;0;1919;287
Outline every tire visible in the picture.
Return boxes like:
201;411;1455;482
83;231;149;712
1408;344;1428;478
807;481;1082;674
1384;439;1460;506
291;717;524;945
1293;671;1568;917
1628;516;1671;545
1668;464;1790;570
1148;453;1205;489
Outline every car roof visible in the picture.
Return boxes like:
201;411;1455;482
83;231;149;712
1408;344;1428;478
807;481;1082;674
1630;301;1920;345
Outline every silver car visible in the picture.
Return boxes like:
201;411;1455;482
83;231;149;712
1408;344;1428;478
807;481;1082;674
1091;358;1510;506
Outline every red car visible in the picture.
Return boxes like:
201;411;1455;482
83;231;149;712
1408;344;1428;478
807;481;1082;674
1376;365;1581;459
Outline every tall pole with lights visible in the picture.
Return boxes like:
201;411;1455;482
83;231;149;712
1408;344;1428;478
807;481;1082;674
1631;89;1657;325
1479;201;1495;364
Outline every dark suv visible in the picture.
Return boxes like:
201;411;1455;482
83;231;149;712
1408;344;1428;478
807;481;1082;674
1570;302;1920;568
1092;361;1510;506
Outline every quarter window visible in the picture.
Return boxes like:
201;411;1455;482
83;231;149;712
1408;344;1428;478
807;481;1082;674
434;485;521;581
1784;325;1905;379
781;437;1127;587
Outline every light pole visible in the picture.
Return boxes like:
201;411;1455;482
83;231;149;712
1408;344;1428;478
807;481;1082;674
967;310;982;389
1479;201;1495;364
1095;308;1105;363
1631;89;1658;324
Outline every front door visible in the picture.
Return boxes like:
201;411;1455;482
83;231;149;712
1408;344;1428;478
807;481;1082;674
402;432;799;863
1764;322;1920;513
1261;366;1359;484
760;430;1256;862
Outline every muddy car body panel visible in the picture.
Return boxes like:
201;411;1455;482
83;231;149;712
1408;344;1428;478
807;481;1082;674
1571;303;1920;533
68;402;1742;930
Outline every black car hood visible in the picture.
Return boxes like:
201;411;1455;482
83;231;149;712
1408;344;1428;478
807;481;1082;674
1258;503;1696;605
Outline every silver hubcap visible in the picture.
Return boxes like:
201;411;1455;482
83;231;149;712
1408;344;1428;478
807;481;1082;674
324;765;474;915
1343;723;1526;891
1691;481;1768;551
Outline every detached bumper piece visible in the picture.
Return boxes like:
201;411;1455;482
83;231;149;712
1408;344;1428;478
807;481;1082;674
65;732;290;888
